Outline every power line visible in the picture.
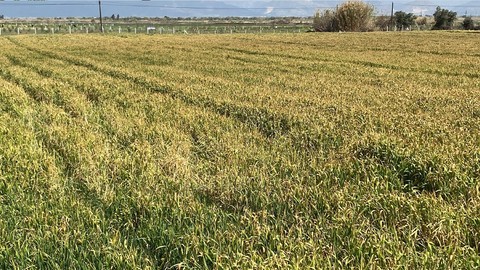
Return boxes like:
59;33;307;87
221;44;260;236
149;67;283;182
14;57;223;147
0;1;478;17
0;1;478;9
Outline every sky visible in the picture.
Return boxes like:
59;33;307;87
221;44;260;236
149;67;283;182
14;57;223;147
0;0;478;18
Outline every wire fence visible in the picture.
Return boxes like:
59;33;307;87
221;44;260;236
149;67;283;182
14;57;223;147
0;23;313;36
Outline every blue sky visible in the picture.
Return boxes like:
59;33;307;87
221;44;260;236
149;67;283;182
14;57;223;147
0;0;478;18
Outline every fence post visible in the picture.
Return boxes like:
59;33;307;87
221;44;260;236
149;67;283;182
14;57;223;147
119;27;121;34
0;28;2;35
52;28;54;34
17;28;20;35
69;25;72;34
134;28;137;34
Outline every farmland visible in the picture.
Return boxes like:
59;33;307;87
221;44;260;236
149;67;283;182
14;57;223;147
0;17;310;35
0;32;479;268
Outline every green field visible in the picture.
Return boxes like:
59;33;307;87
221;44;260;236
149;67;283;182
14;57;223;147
0;32;479;268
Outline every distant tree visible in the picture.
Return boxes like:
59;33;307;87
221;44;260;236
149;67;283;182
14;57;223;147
336;1;374;32
375;15;391;31
395;11;416;30
0;15;4;20
116;14;120;20
312;1;373;32
462;16;475;30
313;10;338;32
111;14;115;20
432;6;457;30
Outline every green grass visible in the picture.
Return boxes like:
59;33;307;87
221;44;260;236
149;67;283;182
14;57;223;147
0;31;479;269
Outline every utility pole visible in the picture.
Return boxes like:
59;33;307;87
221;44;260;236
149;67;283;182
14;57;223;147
390;2;394;31
98;0;104;33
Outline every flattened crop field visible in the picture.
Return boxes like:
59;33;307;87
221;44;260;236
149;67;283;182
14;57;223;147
0;32;479;268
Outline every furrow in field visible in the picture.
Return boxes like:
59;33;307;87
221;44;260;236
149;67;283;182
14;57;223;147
2;42;335;221
0;58;165;266
0;50;133;206
6;37;312;140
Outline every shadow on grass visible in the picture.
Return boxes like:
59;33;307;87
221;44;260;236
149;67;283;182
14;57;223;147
354;140;439;194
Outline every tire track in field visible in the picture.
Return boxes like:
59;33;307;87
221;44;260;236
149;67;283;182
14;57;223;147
0;59;98;188
0;58;108;210
5;53;105;106
7;37;295;139
0;47;153;218
1;58;92;120
0;56;161;265
7;37;346;159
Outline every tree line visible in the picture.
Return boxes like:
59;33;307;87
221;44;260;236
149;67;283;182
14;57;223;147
313;2;479;32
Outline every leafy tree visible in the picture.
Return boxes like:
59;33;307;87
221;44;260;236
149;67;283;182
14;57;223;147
462;17;475;30
395;11;416;30
432;6;457;30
